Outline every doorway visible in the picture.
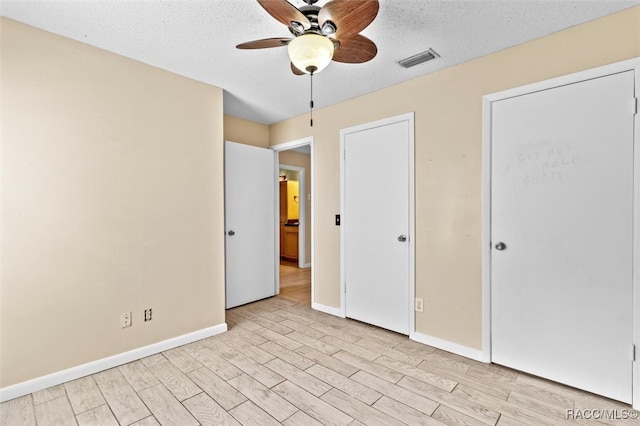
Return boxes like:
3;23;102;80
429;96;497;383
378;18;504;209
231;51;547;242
272;138;314;307
483;58;639;405
279;165;305;267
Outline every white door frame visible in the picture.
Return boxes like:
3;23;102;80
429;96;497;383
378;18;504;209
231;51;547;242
340;112;416;336
271;137;314;301
279;163;306;269
482;57;640;408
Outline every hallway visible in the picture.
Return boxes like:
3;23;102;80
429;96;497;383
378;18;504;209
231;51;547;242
278;261;311;306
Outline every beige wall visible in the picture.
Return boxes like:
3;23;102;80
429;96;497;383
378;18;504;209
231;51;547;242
1;18;226;387
270;7;640;349
279;150;312;266
224;114;270;148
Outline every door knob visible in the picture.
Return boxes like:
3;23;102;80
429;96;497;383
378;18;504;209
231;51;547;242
227;230;235;236
495;242;506;250
398;235;407;242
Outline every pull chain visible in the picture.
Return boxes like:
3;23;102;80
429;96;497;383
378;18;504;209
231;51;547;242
309;71;314;127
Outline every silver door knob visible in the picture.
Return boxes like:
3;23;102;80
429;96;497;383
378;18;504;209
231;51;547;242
398;235;407;242
227;230;235;236
495;242;506;250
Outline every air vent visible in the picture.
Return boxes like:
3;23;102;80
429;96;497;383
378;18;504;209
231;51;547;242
398;48;440;68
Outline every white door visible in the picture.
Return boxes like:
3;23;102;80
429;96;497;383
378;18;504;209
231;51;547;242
225;141;276;308
343;115;413;335
491;71;635;402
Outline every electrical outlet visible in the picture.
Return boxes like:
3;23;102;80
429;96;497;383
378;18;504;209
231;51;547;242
120;312;132;328
415;297;424;313
144;308;152;322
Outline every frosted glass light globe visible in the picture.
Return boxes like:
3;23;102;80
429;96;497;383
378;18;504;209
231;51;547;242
288;33;334;74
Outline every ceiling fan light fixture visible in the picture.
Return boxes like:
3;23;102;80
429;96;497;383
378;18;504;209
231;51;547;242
288;33;334;74
321;20;336;35
289;21;305;36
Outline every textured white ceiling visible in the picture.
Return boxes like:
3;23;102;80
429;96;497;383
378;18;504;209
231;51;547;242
1;0;638;124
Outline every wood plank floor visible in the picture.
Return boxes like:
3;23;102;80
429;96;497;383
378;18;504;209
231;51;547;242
278;262;311;306
2;296;636;425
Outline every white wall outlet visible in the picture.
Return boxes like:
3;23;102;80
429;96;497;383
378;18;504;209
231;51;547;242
120;312;132;328
144;308;152;322
415;297;424;313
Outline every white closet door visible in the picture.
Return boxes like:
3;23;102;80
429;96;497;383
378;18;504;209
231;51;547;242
344;118;411;335
491;71;635;402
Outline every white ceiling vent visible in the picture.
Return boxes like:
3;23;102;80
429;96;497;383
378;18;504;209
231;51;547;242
398;48;440;68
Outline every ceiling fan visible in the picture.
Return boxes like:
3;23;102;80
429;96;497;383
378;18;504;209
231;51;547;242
237;0;379;75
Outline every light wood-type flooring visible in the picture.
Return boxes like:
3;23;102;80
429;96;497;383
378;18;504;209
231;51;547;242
2;296;636;425
278;261;311;306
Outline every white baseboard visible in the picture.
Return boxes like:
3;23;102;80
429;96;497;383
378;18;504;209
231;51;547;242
301;263;312;268
0;323;227;403
312;302;345;318
410;331;487;362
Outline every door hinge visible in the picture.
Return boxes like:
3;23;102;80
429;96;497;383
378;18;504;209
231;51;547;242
633;344;636;362
634;97;638;115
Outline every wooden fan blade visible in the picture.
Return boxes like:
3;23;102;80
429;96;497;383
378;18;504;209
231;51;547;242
257;0;311;30
332;34;377;63
236;37;291;49
291;63;305;75
319;0;379;40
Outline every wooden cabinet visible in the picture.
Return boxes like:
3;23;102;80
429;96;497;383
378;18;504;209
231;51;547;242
280;225;285;257
282;225;299;261
279;181;288;225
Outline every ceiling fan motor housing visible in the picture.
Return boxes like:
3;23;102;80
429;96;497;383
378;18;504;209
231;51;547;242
293;6;337;39
238;0;379;73
297;5;322;33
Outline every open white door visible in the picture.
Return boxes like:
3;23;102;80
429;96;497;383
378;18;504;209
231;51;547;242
342;113;414;335
490;71;635;403
225;141;276;308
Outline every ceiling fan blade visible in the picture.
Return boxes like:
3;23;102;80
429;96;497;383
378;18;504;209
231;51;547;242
236;37;291;49
291;62;305;75
319;0;379;40
332;34;377;63
257;0;311;30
